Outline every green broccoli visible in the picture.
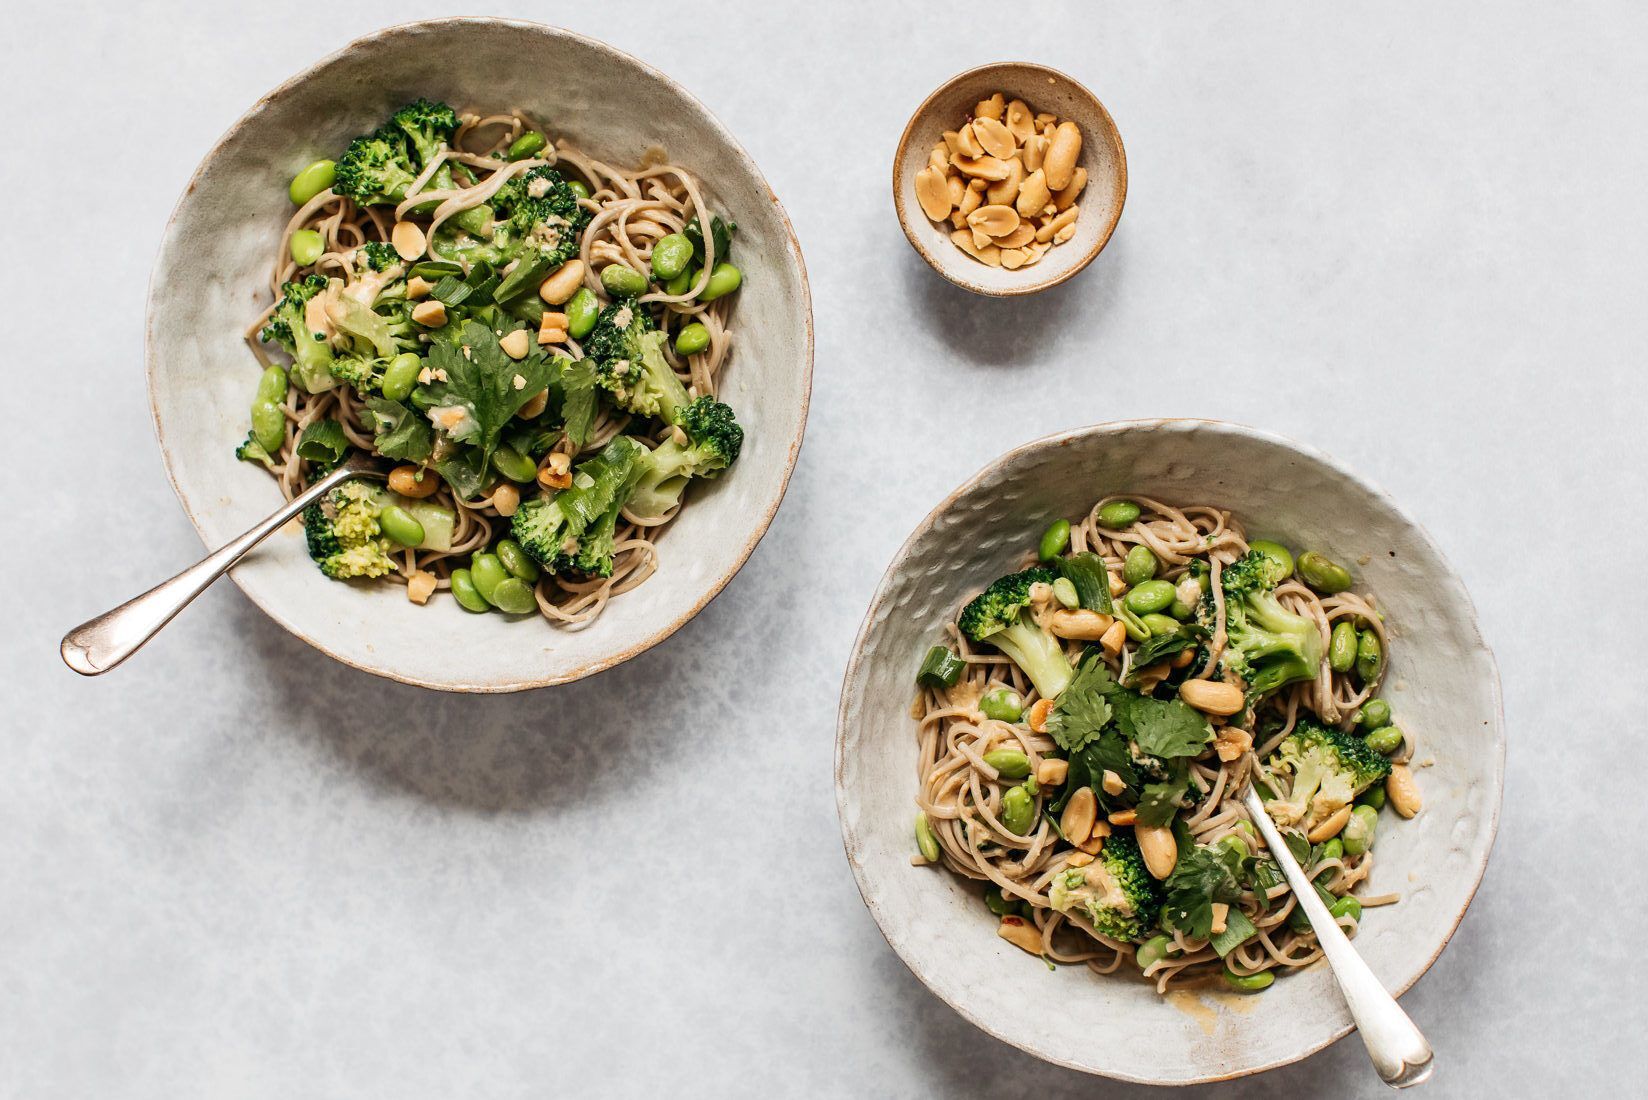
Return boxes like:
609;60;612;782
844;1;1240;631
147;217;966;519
624;398;744;519
359;241;402;272
328;355;386;395
234;435;277;471
958;566;1074;700
1200;549;1325;696
259;274;336;394
302;481;397;580
386;98;459;165
431;165;588;270
1264;718;1391;833
585;299;690;423
334;128;421;207
1048;833;1163;941
511;436;647;576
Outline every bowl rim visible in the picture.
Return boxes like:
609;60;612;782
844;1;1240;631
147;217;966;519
833;417;1505;1083
143;16;814;693
892;61;1128;298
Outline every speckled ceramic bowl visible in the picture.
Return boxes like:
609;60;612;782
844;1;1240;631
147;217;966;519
836;420;1503;1083
146;19;812;692
893;62;1126;296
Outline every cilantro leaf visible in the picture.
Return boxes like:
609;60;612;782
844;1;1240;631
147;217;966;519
1127;626;1206;677
1048;731;1138;814
1135;760;1190;826
559;357;599;448
1161;840;1245;939
1209;907;1258;957
1045;651;1122;752
364;397;433;463
1114;693;1213;760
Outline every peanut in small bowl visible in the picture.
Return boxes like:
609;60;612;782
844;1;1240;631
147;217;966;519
893;62;1126;297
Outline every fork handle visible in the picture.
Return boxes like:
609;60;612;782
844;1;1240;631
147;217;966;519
60;463;360;676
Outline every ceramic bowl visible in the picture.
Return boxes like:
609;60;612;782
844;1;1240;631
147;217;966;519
893;62;1126;296
146;19;812;692
835;420;1503;1083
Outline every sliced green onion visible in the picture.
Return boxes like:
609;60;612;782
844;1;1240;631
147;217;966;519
917;645;965;688
1056;552;1113;613
1210;908;1259;957
294;419;348;467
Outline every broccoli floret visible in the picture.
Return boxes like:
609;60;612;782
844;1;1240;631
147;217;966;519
328;354;385;395
259;274;337;394
1200;550;1325;696
302;481;397;580
625;397;744;519
386;98;459;165
586;300;691;423
432;165;589;269
1264;718;1391;832
957;566;1074;700
511;436;647;576
334;129;420;207
360;241;402;272
235;434;277;471
1048;832;1163;941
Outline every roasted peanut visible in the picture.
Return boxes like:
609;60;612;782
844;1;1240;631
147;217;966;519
537;259;586;305
1179;679;1245;716
1387;765;1421;818
1060;786;1098;846
388;465;439;498
1136;823;1177;879
915;165;952;221
391;220;426;261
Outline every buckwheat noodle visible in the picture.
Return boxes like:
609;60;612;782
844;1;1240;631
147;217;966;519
244;110;735;626
913;497;1409;990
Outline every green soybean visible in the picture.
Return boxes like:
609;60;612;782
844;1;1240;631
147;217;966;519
1365;725;1403;755
1356;629;1383;681
1218;834;1249;859
565;287;600;339
665;267;696;296
980;689;1023;722
1038;519;1071;561
255;365;289;404
379;505;425;548
488;576;538;615
1357;785;1387;811
698;262;742;301
289;229;324;267
600;264;649;297
983;750;1032;779
505;131;547;161
1096;500;1140;528
288;159;336;205
1297;551;1352;594
380;353;423;402
1248;539;1295;578
470;553;509;605
1318;838;1344;864
1136;935;1174;970
1125;579;1176;615
650;233;694;281
495;538;540;583
1328;621;1358;672
449;568;491;613
567;179;591;200
1051;577;1079;609
1330;896;1363;923
1169;599;1196;621
1142;613;1181;637
1358;699;1392;729
1123;545;1159;585
674;322;711;356
984;886;1020;916
1342;805;1379;855
491;446;538;484
1000;785;1036;836
250;400;285;453
1223;967;1274;993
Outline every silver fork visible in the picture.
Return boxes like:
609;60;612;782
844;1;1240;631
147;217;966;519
1239;784;1434;1088
61;454;384;676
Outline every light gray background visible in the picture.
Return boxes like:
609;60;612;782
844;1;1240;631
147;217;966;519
5;2;1644;1096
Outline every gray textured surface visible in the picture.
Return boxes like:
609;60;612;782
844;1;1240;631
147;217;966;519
4;2;1643;1096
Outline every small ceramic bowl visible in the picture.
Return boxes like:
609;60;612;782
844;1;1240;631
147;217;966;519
836;420;1503;1083
893;62;1126;296
146;19;813;692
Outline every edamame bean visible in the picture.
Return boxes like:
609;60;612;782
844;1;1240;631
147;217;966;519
255;365;289;404
495;538;540;583
449;568;490;613
1218;834;1249;859
980;689;1023;722
600;264;650;297
1358;699;1392;729
650;233;694;281
491;446;538;484
289;229;324;267
567;179;591;200
916;814;942;864
984;886;1019;916
1123;545;1159;585
698;262;742;301
470;553;509;605
1096;500;1140;528
1364;725;1403;755
505;131;546;161
250;400;285;453
665;267;696;297
1249;539;1295;578
1051;577;1079;609
1328;621;1358;672
1124;579;1176;614
674;322;711;356
1342;805;1379;855
1355;629;1383;681
379;505;425;548
1357;786;1387;811
489;576;538;615
1297;550;1352;594
1318;838;1344;863
380;352;423;402
983;750;1031;779
1038;519;1071;561
1168;599;1196;620
565;287;600;339
1141;613;1181;636
1329;896;1362;923
1000;785;1036;836
1223;967;1274;993
288;159;336;205
1136;935;1174;970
